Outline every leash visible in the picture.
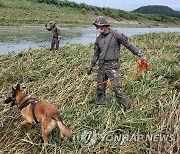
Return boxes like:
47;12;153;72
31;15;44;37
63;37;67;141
107;59;151;88
55;59;151;102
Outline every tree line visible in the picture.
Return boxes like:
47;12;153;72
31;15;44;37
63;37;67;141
36;0;180;23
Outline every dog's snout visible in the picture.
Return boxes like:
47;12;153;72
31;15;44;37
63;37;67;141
4;97;12;104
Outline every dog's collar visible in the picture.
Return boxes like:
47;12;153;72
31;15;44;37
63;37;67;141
19;100;39;124
20;97;30;105
18;96;36;110
19;99;35;110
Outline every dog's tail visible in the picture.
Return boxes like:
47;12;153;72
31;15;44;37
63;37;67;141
57;120;73;141
52;114;72;141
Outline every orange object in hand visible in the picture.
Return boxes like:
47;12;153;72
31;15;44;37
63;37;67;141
137;59;151;70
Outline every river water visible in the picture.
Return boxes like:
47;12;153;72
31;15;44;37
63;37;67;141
0;26;180;54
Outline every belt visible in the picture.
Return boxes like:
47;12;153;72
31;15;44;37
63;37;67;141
104;59;118;63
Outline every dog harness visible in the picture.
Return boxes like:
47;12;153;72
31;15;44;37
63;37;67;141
19;100;39;123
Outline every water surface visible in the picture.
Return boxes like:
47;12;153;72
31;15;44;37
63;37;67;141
0;26;180;54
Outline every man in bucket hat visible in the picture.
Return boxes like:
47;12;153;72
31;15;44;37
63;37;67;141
45;21;61;50
87;16;147;110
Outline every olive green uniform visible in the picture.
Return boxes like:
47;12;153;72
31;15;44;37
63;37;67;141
90;29;146;109
46;24;61;50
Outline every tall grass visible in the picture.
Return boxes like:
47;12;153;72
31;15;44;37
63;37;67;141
0;32;179;153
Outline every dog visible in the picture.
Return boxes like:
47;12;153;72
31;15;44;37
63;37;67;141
4;84;72;147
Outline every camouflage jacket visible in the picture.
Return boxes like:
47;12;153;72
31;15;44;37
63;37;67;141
46;26;61;38
91;28;146;66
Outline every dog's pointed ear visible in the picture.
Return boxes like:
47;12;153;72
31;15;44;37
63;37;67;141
16;84;20;91
12;86;16;92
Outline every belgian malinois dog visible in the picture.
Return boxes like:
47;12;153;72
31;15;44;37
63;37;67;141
4;84;72;147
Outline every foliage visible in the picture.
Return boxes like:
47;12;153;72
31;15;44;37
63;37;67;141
133;5;180;18
35;0;180;24
0;0;180;26
0;32;179;153
0;0;92;26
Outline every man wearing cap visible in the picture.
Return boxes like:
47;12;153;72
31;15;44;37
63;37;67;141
45;21;61;50
87;16;147;110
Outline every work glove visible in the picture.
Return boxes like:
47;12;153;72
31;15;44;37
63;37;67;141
86;66;93;75
137;58;151;70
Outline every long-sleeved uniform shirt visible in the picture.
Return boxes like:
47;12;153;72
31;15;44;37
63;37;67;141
91;28;146;66
46;25;61;38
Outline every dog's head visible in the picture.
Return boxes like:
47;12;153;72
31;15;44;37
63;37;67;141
4;84;21;107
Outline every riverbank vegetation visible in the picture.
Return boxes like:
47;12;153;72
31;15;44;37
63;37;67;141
0;32;179;153
0;0;92;26
0;0;180;27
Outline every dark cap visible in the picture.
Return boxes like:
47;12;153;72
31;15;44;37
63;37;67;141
92;16;110;26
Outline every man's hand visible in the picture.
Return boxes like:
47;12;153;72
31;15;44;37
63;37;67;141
45;24;47;27
138;59;151;70
86;67;93;75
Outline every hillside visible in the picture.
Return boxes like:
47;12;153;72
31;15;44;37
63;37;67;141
132;5;180;18
0;0;92;26
0;32;179;153
0;0;180;26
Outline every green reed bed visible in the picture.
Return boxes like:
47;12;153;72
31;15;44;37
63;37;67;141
0;32;179;153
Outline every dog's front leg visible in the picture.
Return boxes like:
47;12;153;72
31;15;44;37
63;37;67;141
20;114;33;126
19;120;33;134
19;120;31;126
19;116;33;126
18;120;31;136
